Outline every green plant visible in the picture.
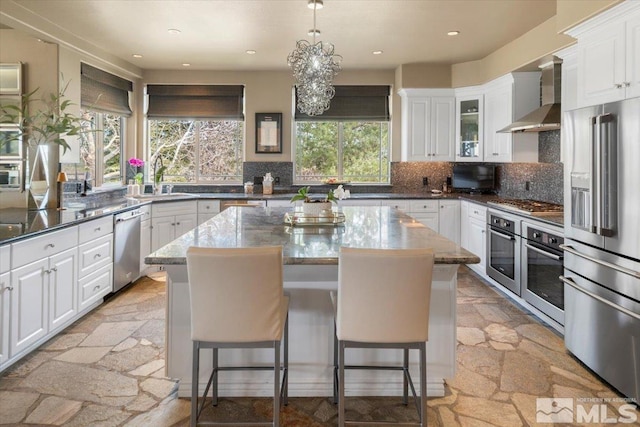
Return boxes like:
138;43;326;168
290;186;338;204
0;79;90;154
154;166;167;185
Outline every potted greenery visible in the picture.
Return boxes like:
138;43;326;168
0;80;91;209
290;185;349;215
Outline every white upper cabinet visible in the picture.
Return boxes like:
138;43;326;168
567;2;640;107
483;73;540;163
455;88;484;162
399;89;455;162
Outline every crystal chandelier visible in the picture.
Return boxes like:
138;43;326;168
288;0;342;116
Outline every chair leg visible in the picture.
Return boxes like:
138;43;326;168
419;342;427;427
273;340;281;427
333;322;338;405
403;347;409;405
338;341;346;427
212;348;219;406
283;313;289;406
191;341;200;427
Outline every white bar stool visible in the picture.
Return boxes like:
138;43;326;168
186;246;289;427
333;247;434;427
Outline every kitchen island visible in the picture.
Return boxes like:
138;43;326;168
147;206;479;398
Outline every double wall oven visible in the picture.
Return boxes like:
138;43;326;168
486;199;565;327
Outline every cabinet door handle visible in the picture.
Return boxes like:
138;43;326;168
93;285;101;292
205;206;210;209
51;267;57;272
94;254;102;259
45;243;55;249
95;227;101;231
614;83;623;89
170;223;175;226
176;222;180;225
2;286;13;292
623;82;631;87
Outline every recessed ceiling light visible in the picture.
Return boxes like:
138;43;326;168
308;29;321;36
168;28;181;35
246;50;256;55
447;30;460;36
182;63;191;67
307;0;323;9
132;54;143;58
372;50;383;55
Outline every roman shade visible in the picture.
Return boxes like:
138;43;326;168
146;85;244;120
295;85;390;121
81;63;133;117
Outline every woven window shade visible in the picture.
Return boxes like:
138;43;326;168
81;63;133;117
147;85;244;120
295;85;390;121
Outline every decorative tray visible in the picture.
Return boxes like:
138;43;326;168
284;211;346;227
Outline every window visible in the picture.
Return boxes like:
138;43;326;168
62;110;124;185
146;85;245;183
61;63;132;186
148;119;243;182
294;86;390;183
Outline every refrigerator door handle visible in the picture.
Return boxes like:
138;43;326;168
597;113;616;237
560;244;640;279
560;275;640;320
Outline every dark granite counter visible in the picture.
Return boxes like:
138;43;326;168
0;191;563;245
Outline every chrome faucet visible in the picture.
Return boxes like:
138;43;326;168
153;156;164;194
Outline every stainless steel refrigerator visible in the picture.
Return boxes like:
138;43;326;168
561;97;640;403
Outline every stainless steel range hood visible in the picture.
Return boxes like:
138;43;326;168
499;61;561;133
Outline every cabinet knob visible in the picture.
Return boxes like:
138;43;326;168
176;222;180;225
95;227;101;231
614;83;623;89
623;82;631;87
171;223;175;226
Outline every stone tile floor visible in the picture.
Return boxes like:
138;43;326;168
0;267;637;426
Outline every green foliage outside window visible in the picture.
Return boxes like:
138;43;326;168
295;121;389;183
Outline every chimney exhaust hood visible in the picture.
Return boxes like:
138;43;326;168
499;61;561;133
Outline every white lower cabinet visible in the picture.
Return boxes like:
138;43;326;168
438;200;460;245
140;216;151;273
151;201;198;252
460;201;487;276
0;270;10;367
197;200;220;224
10;247;77;357
408;200;439;231
79;265;113;313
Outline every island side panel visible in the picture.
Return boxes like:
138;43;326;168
165;264;458;398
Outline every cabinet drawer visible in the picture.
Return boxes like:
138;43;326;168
12;226;78;269
78;234;113;278
0;245;9;274
380;200;410;211
79;216;113;244
198;200;220;214
152;201;197;218
467;203;487;222
409;200;438;212
78;264;113;312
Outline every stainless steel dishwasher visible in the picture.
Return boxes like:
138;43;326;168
113;208;143;292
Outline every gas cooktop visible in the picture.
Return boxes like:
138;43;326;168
487;199;564;217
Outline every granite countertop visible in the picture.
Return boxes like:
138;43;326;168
146;206;480;266
0;192;563;245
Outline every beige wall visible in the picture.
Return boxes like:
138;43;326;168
395;63;452;89
0;29;58;208
142;69;402;162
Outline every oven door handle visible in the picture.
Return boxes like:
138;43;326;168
524;243;563;260
489;229;515;241
560;244;640;279
560;275;640;321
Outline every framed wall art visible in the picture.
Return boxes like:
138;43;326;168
255;112;282;153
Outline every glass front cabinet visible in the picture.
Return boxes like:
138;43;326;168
455;94;483;162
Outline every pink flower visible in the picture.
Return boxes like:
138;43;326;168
128;158;144;168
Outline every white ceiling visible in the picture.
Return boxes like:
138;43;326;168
1;0;557;71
